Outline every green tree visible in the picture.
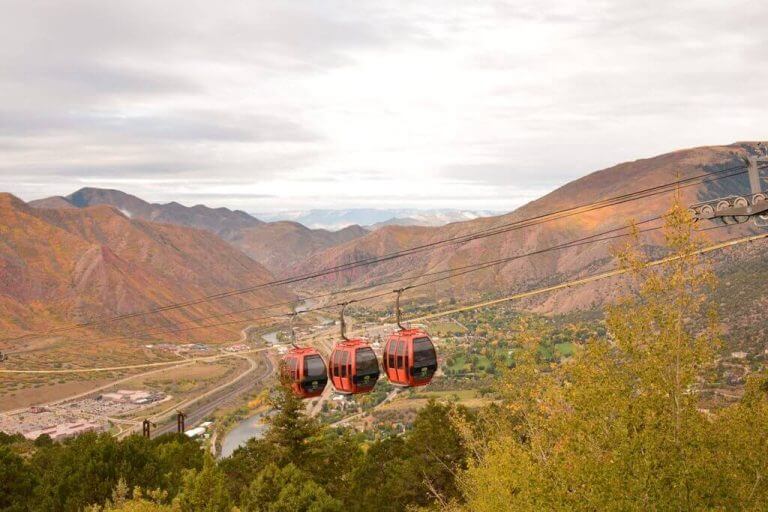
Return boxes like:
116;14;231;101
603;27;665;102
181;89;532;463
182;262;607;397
708;375;768;508
262;383;323;465
174;455;232;512
345;401;470;511
242;463;340;512
86;482;177;512
29;432;203;512
405;400;470;505
0;445;36;512
30;433;125;512
220;383;323;500
151;434;205;497
221;382;361;504
345;436;417;511
33;433;53;448
0;432;25;446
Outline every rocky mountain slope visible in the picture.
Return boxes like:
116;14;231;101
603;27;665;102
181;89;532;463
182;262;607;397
297;143;765;313
29;188;367;273
0;193;293;343
11;142;766;344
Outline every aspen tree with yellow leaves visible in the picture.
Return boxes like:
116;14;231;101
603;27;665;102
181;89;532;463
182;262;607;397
453;204;768;511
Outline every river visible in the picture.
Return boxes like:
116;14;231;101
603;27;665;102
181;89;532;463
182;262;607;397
219;412;268;458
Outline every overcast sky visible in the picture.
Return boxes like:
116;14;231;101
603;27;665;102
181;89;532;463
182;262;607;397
0;0;765;213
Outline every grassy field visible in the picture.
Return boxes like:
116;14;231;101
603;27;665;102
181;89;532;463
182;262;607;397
555;341;575;357
410;389;480;400
373;388;492;418
428;320;468;336
445;352;504;373
446;354;467;371
538;341;576;359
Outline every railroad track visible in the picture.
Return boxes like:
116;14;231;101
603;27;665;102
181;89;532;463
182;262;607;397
150;354;275;437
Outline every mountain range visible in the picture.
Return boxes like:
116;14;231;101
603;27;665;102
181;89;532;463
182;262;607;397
30;189;369;274
295;142;765;316
4;141;768;349
255;208;499;230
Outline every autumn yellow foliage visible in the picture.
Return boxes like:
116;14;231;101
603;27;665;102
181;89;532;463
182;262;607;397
453;204;768;511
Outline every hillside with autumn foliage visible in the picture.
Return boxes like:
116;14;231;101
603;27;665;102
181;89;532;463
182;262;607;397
297;143;764;312
0;193;293;343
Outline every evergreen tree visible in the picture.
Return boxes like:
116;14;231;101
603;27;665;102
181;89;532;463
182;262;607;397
242;463;341;512
0;445;36;512
174;455;233;512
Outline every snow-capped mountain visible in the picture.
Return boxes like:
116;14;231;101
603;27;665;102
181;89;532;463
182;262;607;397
255;208;501;230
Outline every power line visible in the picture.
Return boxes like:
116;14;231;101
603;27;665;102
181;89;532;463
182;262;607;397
403;231;768;324
56;216;666;345
1;161;757;343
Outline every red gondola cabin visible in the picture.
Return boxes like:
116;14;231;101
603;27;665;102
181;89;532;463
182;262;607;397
384;328;437;387
281;347;328;398
329;339;380;394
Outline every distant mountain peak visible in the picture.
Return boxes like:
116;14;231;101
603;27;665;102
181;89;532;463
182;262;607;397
66;187;143;207
256;208;500;230
31;187;264;229
25;187;369;274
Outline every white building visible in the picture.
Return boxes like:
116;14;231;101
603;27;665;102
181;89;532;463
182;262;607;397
184;427;206;438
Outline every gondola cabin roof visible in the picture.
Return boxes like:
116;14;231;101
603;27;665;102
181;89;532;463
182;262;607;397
285;346;321;357
332;338;369;349
389;327;429;338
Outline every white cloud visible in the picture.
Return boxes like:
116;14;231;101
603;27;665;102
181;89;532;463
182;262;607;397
0;0;766;212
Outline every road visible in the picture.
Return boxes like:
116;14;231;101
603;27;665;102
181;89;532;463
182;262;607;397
1;324;278;439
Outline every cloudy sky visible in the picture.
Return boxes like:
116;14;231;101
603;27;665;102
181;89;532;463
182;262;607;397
0;0;765;213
